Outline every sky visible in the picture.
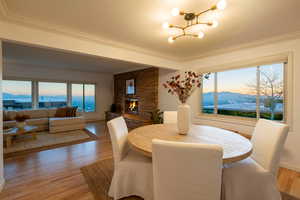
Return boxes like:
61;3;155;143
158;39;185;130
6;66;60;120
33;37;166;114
203;63;284;94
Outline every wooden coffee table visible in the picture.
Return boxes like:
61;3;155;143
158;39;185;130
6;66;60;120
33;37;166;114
3;125;38;148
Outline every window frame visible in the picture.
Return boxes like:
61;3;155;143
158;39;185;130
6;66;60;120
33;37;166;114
2;78;97;113
201;63;286;121
70;83;97;112
38;81;68;109
198;53;293;129
2;79;34;110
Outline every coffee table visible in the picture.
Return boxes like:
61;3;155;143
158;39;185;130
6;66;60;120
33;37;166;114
3;125;38;148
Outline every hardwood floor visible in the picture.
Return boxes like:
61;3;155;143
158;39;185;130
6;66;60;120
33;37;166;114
0;121;299;199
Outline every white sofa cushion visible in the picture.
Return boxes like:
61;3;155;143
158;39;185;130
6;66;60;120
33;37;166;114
47;108;57;118
26;118;49;126
49;117;85;126
19;109;49;119
5;110;17;121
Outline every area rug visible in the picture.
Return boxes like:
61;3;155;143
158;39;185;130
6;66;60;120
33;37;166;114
81;158;300;200
4;129;98;157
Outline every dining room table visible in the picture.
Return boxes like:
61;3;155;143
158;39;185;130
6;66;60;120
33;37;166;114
128;124;253;164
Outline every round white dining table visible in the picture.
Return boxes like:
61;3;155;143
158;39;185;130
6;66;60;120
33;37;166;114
128;124;253;164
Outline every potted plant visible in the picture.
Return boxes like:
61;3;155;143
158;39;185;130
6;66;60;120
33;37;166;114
163;71;210;134
15;114;30;129
149;109;163;124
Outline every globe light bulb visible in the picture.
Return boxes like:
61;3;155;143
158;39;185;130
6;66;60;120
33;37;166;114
211;20;219;28
168;36;175;43
162;22;169;29
171;8;180;16
217;0;227;10
198;32;205;39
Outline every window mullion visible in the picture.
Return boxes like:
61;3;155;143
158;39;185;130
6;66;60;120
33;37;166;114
83;84;86;112
214;72;218;114
256;66;260;119
67;82;72;106
283;61;288;122
32;81;38;109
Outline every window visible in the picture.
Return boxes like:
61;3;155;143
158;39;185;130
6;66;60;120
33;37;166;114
259;64;284;120
39;82;67;108
202;74;215;114
84;84;96;112
3;80;32;110
71;83;96;112
201;63;285;121
71;84;84;112
2;80;96;112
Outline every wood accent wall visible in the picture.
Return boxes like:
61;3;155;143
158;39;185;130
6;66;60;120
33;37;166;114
114;67;159;120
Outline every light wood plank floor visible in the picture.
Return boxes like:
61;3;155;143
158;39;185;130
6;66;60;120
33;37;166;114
0;121;299;199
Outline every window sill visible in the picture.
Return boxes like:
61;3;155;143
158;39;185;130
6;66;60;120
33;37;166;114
195;113;258;128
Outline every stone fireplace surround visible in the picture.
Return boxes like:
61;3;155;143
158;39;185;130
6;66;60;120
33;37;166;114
113;67;158;120
106;67;158;129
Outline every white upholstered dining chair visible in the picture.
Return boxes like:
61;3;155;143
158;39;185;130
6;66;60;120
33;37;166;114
152;139;223;200
222;119;289;200
163;111;177;124
107;117;153;200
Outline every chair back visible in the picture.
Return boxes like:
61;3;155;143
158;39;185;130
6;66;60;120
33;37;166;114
163;111;177;124
107;117;130;166
152;139;223;200
251;119;289;175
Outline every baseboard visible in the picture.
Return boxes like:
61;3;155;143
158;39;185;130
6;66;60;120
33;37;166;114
0;177;5;192
280;162;300;173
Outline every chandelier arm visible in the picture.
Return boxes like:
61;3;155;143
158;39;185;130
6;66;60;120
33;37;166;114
197;22;213;26
169;25;184;30
195;8;214;16
173;33;197;40
180;21;213;30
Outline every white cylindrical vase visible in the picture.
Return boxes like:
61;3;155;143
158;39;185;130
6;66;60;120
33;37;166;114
177;103;191;135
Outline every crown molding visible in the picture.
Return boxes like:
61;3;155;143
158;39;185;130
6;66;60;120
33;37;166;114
0;0;180;62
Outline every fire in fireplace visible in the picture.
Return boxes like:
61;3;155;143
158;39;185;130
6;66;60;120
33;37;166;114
125;98;139;114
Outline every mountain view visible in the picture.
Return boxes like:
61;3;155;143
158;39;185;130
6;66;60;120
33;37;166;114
203;91;283;117
3;92;95;112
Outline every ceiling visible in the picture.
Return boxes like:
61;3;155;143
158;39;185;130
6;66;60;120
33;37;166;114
3;42;150;74
1;0;300;60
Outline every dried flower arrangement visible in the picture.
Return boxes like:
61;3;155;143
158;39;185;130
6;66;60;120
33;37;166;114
163;71;210;104
15;114;30;122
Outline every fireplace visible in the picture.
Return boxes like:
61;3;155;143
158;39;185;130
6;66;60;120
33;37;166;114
125;98;139;114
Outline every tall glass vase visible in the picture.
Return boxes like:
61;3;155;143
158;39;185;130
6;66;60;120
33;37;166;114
177;103;191;135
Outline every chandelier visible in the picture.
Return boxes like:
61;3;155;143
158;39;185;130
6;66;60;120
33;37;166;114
162;0;227;43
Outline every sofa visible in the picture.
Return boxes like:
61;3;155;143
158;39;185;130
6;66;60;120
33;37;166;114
3;108;86;133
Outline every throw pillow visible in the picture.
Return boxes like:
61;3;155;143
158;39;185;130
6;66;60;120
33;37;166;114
55;107;68;117
71;106;78;117
65;107;72;117
65;106;78;117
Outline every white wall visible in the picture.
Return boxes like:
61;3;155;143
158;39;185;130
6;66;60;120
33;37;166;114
159;38;300;172
0;41;4;191
0;20;182;70
3;61;114;121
